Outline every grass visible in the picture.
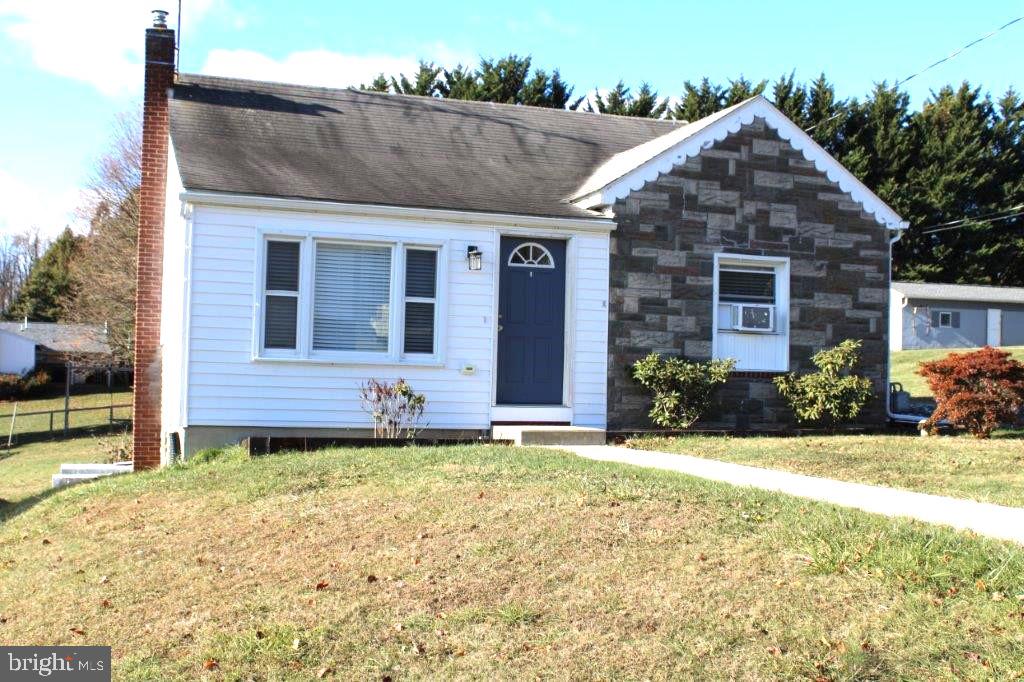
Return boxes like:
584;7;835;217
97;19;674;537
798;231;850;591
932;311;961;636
0;436;117;510
1;442;1023;679
0;385;132;439
626;432;1024;508
890;346;1024;398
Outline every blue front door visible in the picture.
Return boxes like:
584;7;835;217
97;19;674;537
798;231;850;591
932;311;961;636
496;237;567;405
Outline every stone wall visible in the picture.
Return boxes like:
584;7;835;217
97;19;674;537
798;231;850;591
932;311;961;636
607;118;892;430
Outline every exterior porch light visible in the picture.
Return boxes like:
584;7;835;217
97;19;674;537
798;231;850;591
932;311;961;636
467;245;482;271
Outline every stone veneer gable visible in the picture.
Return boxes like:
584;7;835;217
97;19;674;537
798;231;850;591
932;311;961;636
607;117;891;430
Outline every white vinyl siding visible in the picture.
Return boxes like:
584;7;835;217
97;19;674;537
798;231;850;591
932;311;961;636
182;204;611;431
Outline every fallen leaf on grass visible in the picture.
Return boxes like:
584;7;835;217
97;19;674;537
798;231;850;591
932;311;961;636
366;575;378;584
100;599;111;609
317;667;333;679
42;539;50;545
766;646;783;657
202;659;219;671
315;580;329;591
69;628;85;636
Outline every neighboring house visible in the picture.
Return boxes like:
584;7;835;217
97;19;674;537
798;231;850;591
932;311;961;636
0;321;112;377
134;16;906;466
890;281;1024;351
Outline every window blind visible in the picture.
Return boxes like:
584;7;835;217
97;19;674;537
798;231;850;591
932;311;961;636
265;241;300;291
404;249;437;354
263;296;298;349
719;269;775;303
313;243;392;352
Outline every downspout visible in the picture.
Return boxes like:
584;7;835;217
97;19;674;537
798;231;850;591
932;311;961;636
886;222;923;424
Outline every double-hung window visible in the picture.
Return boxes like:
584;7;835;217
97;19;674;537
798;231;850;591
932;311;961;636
262;240;301;351
258;236;442;363
713;254;790;371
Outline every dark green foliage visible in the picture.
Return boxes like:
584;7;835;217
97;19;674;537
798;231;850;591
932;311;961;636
5;228;80;322
358;60;1023;284
774;340;875;426
631;353;735;428
588;81;668;118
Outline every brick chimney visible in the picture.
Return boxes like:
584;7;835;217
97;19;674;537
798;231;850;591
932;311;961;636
133;10;175;470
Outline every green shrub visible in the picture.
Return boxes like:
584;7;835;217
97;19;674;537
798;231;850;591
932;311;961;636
21;370;50;396
773;340;874;426
631;353;735;429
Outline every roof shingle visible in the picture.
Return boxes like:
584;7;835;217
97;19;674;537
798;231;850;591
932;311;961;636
169;74;681;219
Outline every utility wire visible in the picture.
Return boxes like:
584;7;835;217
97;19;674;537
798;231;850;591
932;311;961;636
920;207;1024;235
803;15;1023;132
895;16;1024;88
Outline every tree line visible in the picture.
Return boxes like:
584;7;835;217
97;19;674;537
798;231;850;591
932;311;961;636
3;57;1021;361
366;57;1024;285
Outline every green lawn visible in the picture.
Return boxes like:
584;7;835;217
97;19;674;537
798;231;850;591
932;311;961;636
627;433;1024;507
1;442;1023;679
890;346;1024;398
0;386;132;440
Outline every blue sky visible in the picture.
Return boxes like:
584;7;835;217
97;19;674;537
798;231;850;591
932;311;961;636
0;0;1021;238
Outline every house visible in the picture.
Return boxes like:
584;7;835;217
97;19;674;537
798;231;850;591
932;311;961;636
134;14;906;467
0;320;112;378
889;281;1024;351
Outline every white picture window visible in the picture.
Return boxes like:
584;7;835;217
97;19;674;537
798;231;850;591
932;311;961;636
938;311;952;328
258;235;444;363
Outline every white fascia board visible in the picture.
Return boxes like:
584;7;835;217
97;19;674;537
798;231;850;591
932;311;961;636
179;190;617;233
573;96;908;230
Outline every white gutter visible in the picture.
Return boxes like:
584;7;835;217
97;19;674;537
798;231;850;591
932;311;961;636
886;222;925;425
179;190;617;233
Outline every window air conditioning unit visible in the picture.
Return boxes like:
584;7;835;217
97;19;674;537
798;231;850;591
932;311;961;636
731;303;774;332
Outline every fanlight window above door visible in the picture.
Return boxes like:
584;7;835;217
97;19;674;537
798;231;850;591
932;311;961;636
508;242;555;268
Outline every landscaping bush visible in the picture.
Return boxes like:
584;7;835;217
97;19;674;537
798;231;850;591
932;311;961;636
774;339;874;426
359;378;427;438
919;345;1024;438
0;370;51;400
631;353;735;429
95;428;133;463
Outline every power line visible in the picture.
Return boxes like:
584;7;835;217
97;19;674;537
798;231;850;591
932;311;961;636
802;15;1023;133
918;203;1024;232
895;16;1024;88
920;207;1024;235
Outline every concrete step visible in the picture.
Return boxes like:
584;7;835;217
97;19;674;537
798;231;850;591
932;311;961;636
52;465;131;489
59;462;133;475
491;425;606;446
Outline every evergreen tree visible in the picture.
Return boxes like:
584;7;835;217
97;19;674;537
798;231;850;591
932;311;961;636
390;61;442;96
361;74;390;92
772;71;808;127
671;78;726;121
588;81;668;118
6;228;80;322
724;76;767;106
805;74;848;155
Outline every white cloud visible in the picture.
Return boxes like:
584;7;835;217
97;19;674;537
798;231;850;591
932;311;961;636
0;169;83;239
200;43;474;89
0;0;213;96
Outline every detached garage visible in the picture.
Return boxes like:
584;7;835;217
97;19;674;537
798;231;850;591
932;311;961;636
890;281;1024;350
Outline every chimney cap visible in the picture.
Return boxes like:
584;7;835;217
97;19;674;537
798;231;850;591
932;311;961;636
151;9;169;28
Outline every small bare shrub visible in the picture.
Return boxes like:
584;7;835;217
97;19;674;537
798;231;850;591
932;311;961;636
359;378;427;439
96;429;133;463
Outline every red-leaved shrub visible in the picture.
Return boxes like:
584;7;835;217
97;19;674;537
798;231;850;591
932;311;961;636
918;346;1024;438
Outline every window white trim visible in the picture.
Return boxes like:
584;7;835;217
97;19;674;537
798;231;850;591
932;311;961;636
253;230;447;366
937;311;953;328
712;253;790;372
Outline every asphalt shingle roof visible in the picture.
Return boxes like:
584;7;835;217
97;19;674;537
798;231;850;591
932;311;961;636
0;322;111;354
169;74;682;219
892;281;1024;305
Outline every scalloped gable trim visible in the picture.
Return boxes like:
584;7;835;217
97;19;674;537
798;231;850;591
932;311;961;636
571;96;907;229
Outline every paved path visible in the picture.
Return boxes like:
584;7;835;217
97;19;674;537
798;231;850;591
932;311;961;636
558;444;1024;544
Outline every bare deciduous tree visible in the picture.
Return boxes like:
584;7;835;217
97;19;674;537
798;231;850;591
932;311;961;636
0;231;44;316
66;110;141;363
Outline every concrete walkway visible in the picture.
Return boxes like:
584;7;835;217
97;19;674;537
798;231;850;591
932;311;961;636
558;444;1024;545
